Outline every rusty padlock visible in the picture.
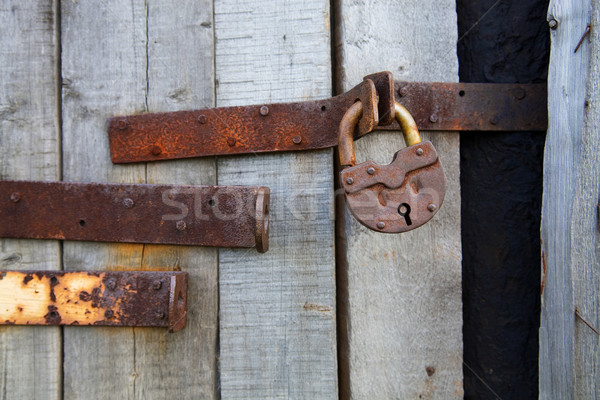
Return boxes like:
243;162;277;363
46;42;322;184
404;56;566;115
339;101;446;233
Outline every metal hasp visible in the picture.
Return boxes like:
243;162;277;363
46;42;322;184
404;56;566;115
0;180;270;252
0;270;188;332
107;74;547;164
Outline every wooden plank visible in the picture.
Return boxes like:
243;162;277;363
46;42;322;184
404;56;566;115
0;1;61;399
136;1;218;398
61;1;218;398
540;1;597;398
334;1;463;398
214;1;338;398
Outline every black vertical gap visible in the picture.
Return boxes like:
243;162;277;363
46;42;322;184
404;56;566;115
330;0;351;399
457;1;550;399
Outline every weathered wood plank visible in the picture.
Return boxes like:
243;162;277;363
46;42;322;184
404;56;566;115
214;1;337;398
0;1;61;399
334;1;463;398
136;1;218;398
61;1;146;397
61;1;218;398
540;0;598;398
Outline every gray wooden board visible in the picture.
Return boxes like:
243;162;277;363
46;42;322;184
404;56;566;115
335;1;463;398
214;0;338;398
540;0;599;398
61;1;218;398
0;1;62;399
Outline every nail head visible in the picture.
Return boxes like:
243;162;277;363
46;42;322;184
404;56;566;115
292;135;302;145
346;177;354;185
427;204;438;212
197;114;208;124
123;198;134;209
377;221;386;229
260;106;269;116
367;167;375;175
10;192;21;203
176;220;187;231
416;148;424;156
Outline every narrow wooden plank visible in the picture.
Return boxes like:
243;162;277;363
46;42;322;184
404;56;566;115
214;1;338;398
334;1;463;398
135;1;218;398
540;1;597;398
0;1;61;399
61;1;147;398
61;1;219;399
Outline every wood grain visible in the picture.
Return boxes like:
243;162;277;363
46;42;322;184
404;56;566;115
214;1;338;398
0;1;61;399
61;1;217;398
334;1;463;398
540;0;598;398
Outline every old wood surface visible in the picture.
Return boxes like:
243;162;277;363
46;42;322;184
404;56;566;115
0;1;61;399
215;0;338;398
61;1;217;399
334;1;463;398
540;0;599;398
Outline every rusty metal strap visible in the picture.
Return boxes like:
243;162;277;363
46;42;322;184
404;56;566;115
0;270;188;332
1;180;270;252
107;79;546;164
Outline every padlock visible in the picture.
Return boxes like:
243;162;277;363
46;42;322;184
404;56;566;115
338;101;446;233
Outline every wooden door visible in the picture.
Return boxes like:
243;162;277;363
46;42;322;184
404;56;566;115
0;1;461;398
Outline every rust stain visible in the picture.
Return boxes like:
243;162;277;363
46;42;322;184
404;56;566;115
540;251;546;296
303;302;331;313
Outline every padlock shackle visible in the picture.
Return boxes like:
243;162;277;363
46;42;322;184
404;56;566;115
338;101;422;167
395;102;421;147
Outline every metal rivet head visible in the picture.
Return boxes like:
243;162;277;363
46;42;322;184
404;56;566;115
227;137;236;147
10;192;21;203
259;106;269;116
197;114;208;124
292;135;302;145
152;280;162;290
398;86;409;97
346;177;354;185
429;114;438;123
548;18;558;30
156;311;166;319
123;198;134;209
514;88;527;100
426;366;435;376
367;167;376;175
376;221;386;229
117;120;128;130
104;309;114;319
151;146;162;156
427;204;438;212
490;116;499;125
176;220;187;231
416;148;424;156
106;278;117;291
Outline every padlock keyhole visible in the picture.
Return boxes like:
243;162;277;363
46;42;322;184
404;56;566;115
398;203;412;226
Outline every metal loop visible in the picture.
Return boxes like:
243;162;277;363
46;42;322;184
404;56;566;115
338;101;422;168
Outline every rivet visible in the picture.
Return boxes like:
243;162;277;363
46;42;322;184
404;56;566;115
429;114;438;123
346;177;354;185
514;88;526;100
152;280;162;290
427;204;438;212
156;311;166;319
151;145;162;156
416;148;424;156
10;192;21;203
426;366;435;376
104;309;114;319
292;135;303;145
548;18;558;30
197;114;208;124
117;120;128;130
398;86;409;97
367;167;376;175
123;198;134;209
227;137;237;147
259;106;269;116
106;278;117;291
176;220;187;231
376;221;386;229
490;116;499;125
